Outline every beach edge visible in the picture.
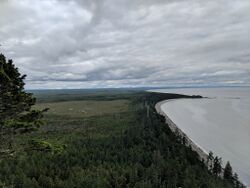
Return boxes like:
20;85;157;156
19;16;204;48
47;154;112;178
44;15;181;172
155;100;209;162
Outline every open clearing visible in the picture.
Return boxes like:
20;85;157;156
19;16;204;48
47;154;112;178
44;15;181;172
34;100;130;118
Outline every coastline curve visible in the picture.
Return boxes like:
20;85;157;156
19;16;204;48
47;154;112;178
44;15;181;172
155;99;209;163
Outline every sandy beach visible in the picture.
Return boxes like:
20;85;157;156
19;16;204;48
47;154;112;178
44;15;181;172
155;100;209;163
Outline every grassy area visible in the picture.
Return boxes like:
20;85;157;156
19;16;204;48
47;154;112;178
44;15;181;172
34;100;130;118
29;97;134;148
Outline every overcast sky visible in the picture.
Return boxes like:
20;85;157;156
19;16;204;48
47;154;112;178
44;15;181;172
0;0;250;89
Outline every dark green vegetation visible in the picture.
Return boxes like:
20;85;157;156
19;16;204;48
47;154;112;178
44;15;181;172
0;89;245;188
0;54;46;156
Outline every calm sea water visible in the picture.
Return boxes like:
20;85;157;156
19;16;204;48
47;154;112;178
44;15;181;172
151;87;250;187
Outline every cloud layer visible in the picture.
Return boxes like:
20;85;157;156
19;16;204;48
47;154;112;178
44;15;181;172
0;0;250;89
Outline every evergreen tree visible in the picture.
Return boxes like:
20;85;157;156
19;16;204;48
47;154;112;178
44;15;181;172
207;151;214;170
224;162;233;182
212;156;222;176
233;173;240;188
0;53;47;156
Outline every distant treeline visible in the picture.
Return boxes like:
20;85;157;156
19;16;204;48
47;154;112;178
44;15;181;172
32;89;144;103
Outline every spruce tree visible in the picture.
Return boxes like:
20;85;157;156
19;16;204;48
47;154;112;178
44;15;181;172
233;173;240;188
0;53;47;156
212;156;222;176
224;162;233;182
207;151;214;170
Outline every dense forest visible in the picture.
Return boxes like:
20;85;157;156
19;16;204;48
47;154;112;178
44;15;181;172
0;54;246;187
0;93;245;188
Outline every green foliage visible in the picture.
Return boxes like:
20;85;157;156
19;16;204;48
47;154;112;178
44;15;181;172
0;54;35;123
212;156;222;176
0;53;48;156
29;139;66;154
0;90;246;187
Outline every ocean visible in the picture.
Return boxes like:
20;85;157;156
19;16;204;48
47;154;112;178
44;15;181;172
151;87;250;187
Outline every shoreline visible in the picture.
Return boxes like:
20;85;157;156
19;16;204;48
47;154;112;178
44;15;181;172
155;99;209;162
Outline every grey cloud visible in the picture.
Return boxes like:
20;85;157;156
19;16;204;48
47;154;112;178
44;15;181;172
0;0;250;89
